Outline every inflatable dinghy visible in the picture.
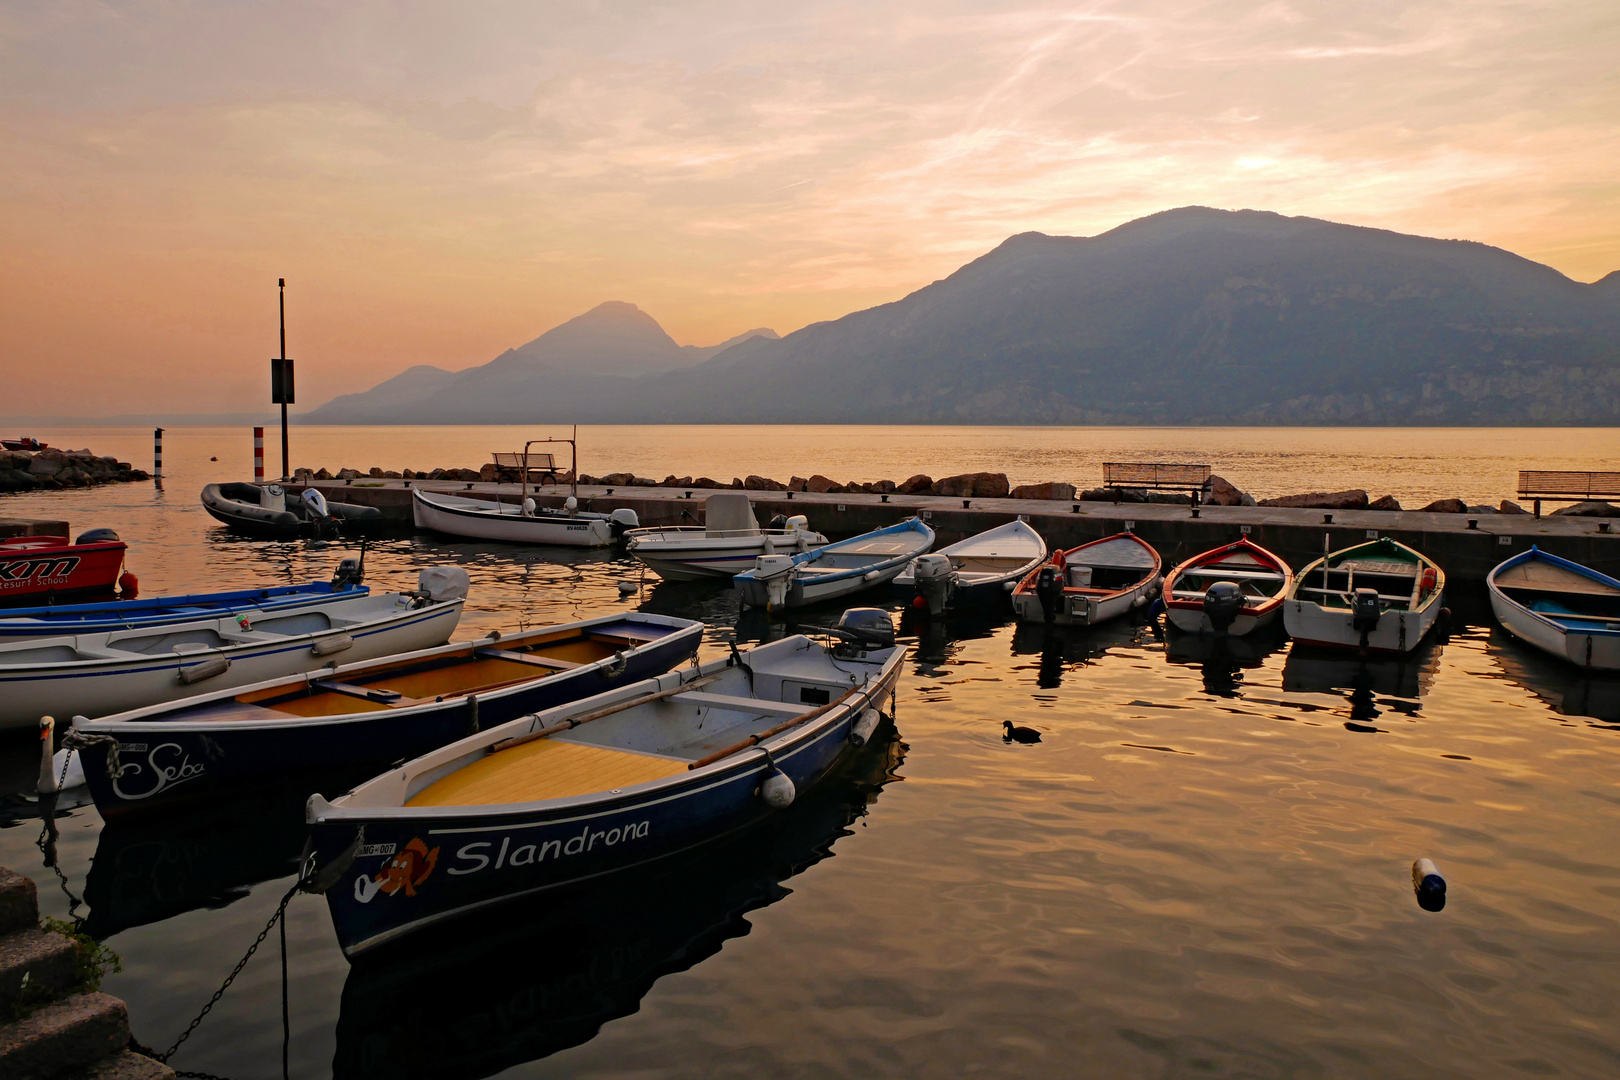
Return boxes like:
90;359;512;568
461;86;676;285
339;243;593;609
201;482;382;539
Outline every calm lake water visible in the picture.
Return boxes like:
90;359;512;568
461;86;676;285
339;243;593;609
2;426;1619;1079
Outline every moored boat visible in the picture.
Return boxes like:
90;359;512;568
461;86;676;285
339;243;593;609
1163;538;1294;636
0;530;127;607
894;519;1046;614
412;488;637;547
1284;536;1444;654
306;608;905;958
1011;532;1162;626
733;518;934;609
202;482;382;539
0;568;468;729
61;612;703;815
625;493;828;580
0;563;366;640
1488;546;1620;669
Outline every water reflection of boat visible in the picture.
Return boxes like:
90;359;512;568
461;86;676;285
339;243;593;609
1164;625;1287;697
81;789;311;939
332;726;906;1080
1011;618;1149;689
1282;640;1441;700
1488;626;1620;725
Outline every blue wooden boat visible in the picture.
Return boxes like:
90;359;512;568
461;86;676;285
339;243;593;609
0;576;368;641
733;517;934;609
1489;546;1620;669
305;609;904;958
63;612;704;816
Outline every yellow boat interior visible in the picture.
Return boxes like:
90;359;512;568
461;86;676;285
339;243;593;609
158;620;672;722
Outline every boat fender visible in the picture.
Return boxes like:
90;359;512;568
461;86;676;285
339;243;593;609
178;655;231;684
301;487;330;518
862;568;885;583
1420;567;1438;596
1003;580;1017;592
118;570;139;598
849;707;882;747
760;768;796;809
312;634;354;657
1147;596;1164;619
522;497;537;517
564;496;578;515
1412;858;1446;911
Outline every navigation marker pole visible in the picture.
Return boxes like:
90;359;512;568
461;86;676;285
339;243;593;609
270;278;295;481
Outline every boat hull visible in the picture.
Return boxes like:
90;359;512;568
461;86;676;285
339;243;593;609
1284;597;1440;654
0;582;368;640
628;536;818;580
1165;603;1282;636
309;656;902;958
1010;580;1159;626
412;490;613;547
1491;589;1620;670
0;538;125;608
0;600;463;728
72;618;702;815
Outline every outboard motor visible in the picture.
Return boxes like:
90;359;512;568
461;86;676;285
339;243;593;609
1351;587;1382;642
1203;581;1244;635
74;528;119;545
609;507;640;538
785;515;813;552
912;553;954;616
260;483;286;512
768;513;789;530
1034;564;1063;624
417;565;471;604
835;607;896;652
752;554;796;610
301;487;340;539
330;556;364;589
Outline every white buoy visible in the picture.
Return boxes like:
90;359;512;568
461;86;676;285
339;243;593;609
37;716;57;794
1412;858;1447;911
760;769;796;809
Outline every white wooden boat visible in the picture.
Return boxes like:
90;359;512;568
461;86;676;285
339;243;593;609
1163;538;1294;636
1284;537;1444;654
305;609;904;957
733;518;935;609
412;489;638;547
1011;532;1161;626
1489;546;1620;670
625;494;828;580
0;568;468;728
893;520;1046;614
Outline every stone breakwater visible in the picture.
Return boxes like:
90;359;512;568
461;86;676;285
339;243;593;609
0;448;149;493
291;464;1614;516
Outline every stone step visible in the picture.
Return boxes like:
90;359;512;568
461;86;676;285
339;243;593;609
0;992;130;1080
67;1049;176;1079
0;928;81;1016
0;868;40;936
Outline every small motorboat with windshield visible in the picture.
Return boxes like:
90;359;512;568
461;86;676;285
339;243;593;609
1011;532;1162;626
0;530;128;607
894;519;1046;614
1162;538;1294;636
1489;546;1620;669
1284;537;1444;654
625;493;828;580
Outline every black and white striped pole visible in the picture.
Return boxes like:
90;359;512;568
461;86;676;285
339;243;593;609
153;427;164;489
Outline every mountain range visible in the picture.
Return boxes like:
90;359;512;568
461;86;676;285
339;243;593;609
307;207;1620;425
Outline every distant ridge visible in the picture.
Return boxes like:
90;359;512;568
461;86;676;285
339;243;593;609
309;208;1620;425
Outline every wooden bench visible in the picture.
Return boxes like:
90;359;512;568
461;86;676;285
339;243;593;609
1102;462;1212;507
491;451;560;485
1517;470;1620;519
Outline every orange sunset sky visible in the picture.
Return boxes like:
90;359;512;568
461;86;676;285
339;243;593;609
2;1;1616;417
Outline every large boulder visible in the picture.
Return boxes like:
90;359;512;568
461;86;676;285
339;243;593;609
744;474;787;491
1257;489;1369;510
1201;475;1254;507
897;474;933;495
630;476;659;486
933;472;1010;498
1419;498;1468;514
869;479;896;494
1367;495;1402;511
1499;499;1529;515
1011;481;1077;501
690;476;724;489
1552;501;1620;517
805;475;841;494
27;452;65;477
1079;485;1134;502
599;472;636;487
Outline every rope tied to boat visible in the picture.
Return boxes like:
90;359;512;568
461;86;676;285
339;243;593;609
59;728;123;781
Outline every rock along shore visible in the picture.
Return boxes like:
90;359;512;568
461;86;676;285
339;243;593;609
0;450;150;494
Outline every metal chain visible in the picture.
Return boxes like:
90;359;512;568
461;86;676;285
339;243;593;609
60;729;124;781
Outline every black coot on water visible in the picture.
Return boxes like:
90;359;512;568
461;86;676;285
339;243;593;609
1003;721;1041;744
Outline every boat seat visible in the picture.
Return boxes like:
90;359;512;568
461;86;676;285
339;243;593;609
1177;569;1284;582
474;647;581;670
670;691;813;718
311;679;403;703
1296;586;1414;603
406;737;688;807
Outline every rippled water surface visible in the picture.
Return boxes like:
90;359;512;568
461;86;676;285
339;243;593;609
2;427;1619;1079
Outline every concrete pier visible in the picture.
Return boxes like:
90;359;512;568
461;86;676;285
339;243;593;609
286;478;1620;587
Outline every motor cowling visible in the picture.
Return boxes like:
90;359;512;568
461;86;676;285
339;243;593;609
753;554;796;609
784;514;810;532
912;554;953;616
836;607;896;649
1034;564;1063;623
1203;580;1244;634
330;557;364;589
418;565;470;603
75;528;119;544
1351;587;1382;634
609;508;640;536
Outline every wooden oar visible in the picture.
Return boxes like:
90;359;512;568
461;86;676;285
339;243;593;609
490;674;720;753
687;681;869;771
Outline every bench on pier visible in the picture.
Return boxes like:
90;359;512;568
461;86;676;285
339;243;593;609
1517;470;1620;519
1102;462;1212;507
491;451;560;485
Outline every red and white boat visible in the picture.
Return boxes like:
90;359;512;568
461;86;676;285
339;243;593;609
1011;532;1162;627
0;531;128;607
1163;538;1294;637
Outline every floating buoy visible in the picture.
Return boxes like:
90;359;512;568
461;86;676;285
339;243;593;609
1003;721;1041;744
760;768;795;808
1412;858;1446;911
118;570;139;598
617;580;638;595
